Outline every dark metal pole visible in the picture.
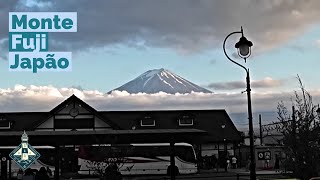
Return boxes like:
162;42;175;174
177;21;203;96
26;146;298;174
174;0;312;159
238;144;241;168
55;145;60;180
259;114;263;145
198;144;202;171
247;70;256;180
217;142;219;172
170;140;176;180
8;159;11;179
224;139;227;172
0;154;8;180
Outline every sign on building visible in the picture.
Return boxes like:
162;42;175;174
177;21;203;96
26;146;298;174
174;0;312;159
9;131;40;170
257;151;271;160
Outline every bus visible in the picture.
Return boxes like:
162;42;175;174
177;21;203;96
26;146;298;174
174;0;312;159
0;146;56;178
78;143;198;176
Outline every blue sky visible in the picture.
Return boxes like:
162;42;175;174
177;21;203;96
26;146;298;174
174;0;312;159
2;24;319;93
1;0;320;128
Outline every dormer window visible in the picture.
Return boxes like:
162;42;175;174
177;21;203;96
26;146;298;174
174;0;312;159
140;116;155;127
0;116;11;129
179;115;194;126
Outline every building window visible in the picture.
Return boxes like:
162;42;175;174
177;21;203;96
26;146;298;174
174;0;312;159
179;115;194;126
0;116;10;129
140;116;155;127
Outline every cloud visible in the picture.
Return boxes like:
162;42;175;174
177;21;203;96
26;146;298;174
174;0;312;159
316;40;320;48
1;84;319;115
207;77;284;90
1;84;320;129
208;81;245;91
252;77;284;88
0;38;8;60
69;85;84;91
1;0;320;54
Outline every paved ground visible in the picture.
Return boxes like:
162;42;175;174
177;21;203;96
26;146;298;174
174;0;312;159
59;168;295;180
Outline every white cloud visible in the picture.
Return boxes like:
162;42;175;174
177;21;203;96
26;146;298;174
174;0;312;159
1;84;320;116
208;77;285;90
252;77;283;88
1;84;320;129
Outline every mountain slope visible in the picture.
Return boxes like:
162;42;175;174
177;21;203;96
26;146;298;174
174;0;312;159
109;68;212;94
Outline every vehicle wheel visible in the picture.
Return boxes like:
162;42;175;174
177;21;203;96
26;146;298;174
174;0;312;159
167;166;179;176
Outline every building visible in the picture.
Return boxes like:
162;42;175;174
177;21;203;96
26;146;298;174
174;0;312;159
101;108;242;164
238;128;285;169
0;94;241;178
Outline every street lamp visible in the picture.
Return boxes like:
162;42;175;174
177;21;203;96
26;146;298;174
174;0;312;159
222;26;256;180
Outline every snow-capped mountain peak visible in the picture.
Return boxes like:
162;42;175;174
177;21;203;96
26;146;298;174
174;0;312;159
109;68;212;94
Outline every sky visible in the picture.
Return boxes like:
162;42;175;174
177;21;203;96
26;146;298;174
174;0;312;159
1;0;320;129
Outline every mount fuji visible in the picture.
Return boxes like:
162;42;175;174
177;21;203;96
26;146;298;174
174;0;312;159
108;68;212;94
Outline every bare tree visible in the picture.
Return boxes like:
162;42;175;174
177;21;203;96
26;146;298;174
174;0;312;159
277;75;320;179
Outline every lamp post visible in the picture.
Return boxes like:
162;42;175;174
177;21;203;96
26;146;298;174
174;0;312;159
316;105;320;120
222;26;256;180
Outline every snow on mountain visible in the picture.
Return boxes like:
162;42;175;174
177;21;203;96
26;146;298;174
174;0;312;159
108;68;212;94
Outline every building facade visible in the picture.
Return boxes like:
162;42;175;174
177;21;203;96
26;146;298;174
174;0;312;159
0;94;241;177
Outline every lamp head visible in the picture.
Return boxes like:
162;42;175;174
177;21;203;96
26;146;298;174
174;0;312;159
235;36;253;59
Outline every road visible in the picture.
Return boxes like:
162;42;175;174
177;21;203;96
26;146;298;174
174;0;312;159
126;174;289;180
61;169;293;180
63;173;291;180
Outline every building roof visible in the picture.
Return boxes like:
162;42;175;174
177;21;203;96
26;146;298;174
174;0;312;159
0;112;48;130
99;109;241;142
31;94;121;130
